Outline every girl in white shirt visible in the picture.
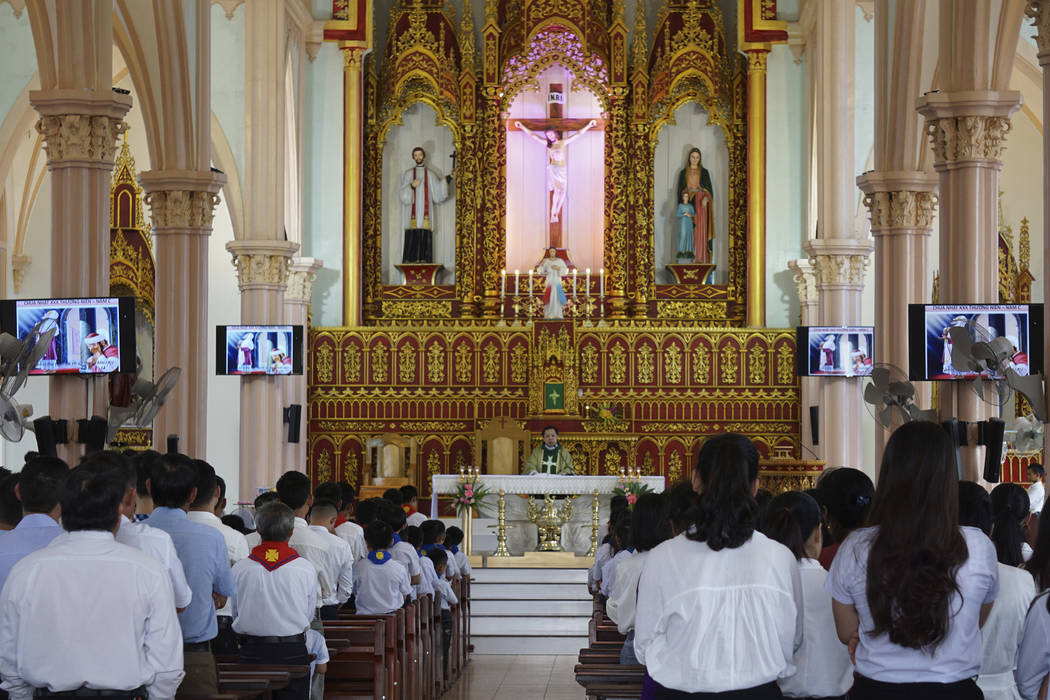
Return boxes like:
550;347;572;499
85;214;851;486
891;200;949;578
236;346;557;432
958;481;1036;700
606;492;671;665
762;491;853;699
991;483;1033;569
1015;590;1050;699
634;433;803;699
1024;503;1050;591
827;422;998;700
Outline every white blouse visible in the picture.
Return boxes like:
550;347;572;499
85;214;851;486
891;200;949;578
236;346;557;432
1016;591;1050;699
978;563;1037;700
826;525;999;683
634;532;803;693
607;550;650;635
778;558;854;698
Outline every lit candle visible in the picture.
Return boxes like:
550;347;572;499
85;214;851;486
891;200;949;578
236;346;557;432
514;269;520;295
585;268;591;297
600;268;605;297
572;268;578;299
528;269;534;297
501;269;506;298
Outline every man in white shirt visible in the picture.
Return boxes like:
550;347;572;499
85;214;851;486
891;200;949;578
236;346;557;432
232;502;315;700
307;499;354;619
353;521;411;615
1027;464;1044;514
379;501;421;588
316;482;366;562
400;485;427;528
247;471;336;606
188;460;249;652
0;458;184;698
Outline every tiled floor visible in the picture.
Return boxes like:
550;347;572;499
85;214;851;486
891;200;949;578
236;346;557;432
441;654;585;700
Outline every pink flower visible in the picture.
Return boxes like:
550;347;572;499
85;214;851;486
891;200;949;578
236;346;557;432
464;484;474;495
626;493;637;506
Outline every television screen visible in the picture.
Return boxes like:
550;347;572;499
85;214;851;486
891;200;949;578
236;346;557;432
216;325;303;376
0;297;136;375
908;303;1044;381
796;326;875;377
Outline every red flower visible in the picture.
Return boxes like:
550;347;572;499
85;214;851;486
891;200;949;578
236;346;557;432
626;493;638;506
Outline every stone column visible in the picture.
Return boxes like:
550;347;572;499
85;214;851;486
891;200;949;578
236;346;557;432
228;240;299;496
31;92;132;455
1025;1;1050;443
139;171;225;457
745;49;770;327
282;257;322;473
788;259;819;454
341;46;365;326
801;0;872;469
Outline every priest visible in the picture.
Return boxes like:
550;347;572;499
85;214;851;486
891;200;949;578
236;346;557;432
525;426;574;475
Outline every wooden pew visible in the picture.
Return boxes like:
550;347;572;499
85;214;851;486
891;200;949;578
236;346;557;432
574;663;645;700
340;611;406;699
321;618;387;699
418;594;435;700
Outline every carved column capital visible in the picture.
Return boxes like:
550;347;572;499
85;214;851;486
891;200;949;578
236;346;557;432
1026;1;1050;60
787;259;819;305
226;240;300;291
916;91;1021;167
285;257;324;304
30;90;132;166
139;170;227;234
341;46;364;71
11;255;31;294
803;238;874;288
856;172;939;232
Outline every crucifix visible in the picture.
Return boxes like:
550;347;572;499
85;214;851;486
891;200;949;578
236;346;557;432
509;83;604;249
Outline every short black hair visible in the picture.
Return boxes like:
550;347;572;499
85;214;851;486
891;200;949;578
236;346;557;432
665;480;699;534
338;482;356;509
133;450;160;497
411;146;426;158
1029;464;1045;478
147;453;197;508
79;451;134;492
382;488;404;506
214;475;227;508
18;456;69;513
355;497;382;526
276;471;312;511
0;473;22;528
696;433;760;487
400;485;418;502
364;520;394;550
62;461;126;532
542;426;558;436
445;526;464;547
421;519;445;544
254;491;280;509
314;482;343;509
256;502;295;542
221;514;248;534
309;499;339;522
402;525;423;548
609;494;629;513
426;547;448;569
958;481;993;536
630;492;671;552
379;499;406;531
190;459;218;509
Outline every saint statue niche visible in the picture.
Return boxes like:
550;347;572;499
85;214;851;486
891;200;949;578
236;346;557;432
398;146;452;263
514;119;597;224
677;148;715;264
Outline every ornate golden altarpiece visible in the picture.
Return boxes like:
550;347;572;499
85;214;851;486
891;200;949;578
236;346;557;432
311;0;811;506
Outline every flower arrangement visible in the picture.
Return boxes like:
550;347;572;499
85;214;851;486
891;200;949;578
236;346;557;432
613;467;653;507
454;473;491;516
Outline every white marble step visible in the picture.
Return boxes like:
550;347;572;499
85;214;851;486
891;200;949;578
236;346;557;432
471;567;589;584
471;582;589;600
472;615;590;636
472;635;586;655
471;598;593;616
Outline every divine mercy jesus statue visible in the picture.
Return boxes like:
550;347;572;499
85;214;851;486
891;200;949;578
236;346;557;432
514;119;598;223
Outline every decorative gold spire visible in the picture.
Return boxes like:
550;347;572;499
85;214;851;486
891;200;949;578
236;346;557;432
460;2;476;71
631;0;647;74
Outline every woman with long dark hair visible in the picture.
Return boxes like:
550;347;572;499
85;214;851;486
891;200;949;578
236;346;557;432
1024;505;1050;590
990;483;1032;567
762;492;852;699
634;435;802;699
827;422;999;700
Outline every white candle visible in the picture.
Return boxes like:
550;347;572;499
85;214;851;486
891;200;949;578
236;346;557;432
585;268;591;297
572;268;578;299
528;269;534;297
500;269;506;298
600;268;605;297
514;269;520;295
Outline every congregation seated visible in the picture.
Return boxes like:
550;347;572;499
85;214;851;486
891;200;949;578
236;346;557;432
401;525;436;598
306;499;355;620
378;500;422;587
353;520;412;615
426;548;458;677
421;518;461;580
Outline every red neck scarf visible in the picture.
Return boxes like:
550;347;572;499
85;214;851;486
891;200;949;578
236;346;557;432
249;541;300;571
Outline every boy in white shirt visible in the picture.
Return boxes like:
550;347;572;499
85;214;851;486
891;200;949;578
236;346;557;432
379;501;422;590
401;526;436;599
444;526;471;577
1027;464;1045;514
421;519;460;579
308;499;355;619
426;548;458;678
353;521;412;615
400;485;427;528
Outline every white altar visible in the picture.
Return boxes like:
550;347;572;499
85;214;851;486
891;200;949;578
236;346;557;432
430;474;665;558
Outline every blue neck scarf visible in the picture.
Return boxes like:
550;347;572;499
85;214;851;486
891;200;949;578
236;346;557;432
368;549;392;565
448;545;460;555
391;532;402;545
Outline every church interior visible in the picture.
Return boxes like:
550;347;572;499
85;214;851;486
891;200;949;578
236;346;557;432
2;0;1050;697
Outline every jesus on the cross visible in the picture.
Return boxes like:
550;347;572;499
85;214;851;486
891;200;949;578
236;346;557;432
514;119;598;223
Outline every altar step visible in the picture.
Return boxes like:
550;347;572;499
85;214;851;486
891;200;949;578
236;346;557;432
470;567;591;655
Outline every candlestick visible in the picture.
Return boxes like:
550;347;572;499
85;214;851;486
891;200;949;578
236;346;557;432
528;269;534;298
500;269;506;298
585;268;591;297
600;268;605;297
572;268;578;300
514;269;519;295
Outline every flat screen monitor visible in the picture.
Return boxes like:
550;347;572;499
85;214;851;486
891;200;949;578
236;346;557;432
0;297;136;375
907;303;1044;381
216;325;303;376
796;326;875;377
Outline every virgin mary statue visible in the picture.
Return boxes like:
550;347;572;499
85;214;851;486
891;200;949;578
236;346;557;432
676;148;715;264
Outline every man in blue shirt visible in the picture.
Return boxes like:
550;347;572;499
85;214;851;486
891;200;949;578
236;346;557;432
144;452;235;696
0;457;68;591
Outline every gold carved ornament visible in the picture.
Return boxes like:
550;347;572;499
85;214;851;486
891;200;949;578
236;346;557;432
343;346;362;383
316;448;333;483
427;450;441;478
316;345;334;383
636;344;655;383
345;450;360;488
370;345;389;383
482;343;500;383
580;344;599;383
720;345;738;384
692;345;711;383
748;346;766;384
455;342;473;383
608;342;628;384
510;344;528;383
398;344;417;384
776;346;794;384
427;342;446;383
667;451;683;483
664;343;683;384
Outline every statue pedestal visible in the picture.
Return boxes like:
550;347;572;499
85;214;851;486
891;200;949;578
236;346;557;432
666;263;716;285
396;263;444;286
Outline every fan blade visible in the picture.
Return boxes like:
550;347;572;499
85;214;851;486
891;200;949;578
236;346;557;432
106;406;137;445
887;381;915;401
0;393;24;442
949;326;975;373
0;334;23;363
863;382;887;405
878;406;896;429
5;327;55;397
871;367;891;391
134;367;181;427
909;406;939;423
1005;369;1047;423
152;367;181;404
